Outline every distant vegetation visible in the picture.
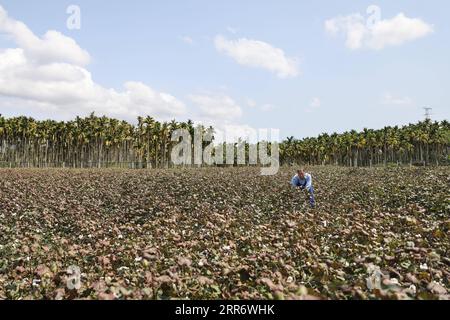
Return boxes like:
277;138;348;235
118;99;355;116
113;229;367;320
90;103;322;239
0;113;448;168
281;120;449;167
0;113;212;168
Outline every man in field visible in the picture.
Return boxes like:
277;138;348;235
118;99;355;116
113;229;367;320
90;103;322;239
291;168;316;208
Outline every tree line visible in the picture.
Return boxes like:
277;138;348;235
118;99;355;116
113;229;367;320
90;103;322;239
0;113;211;168
280;120;449;167
0;113;449;168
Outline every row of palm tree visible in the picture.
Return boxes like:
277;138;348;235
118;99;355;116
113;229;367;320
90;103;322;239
0;113;448;168
0;113;211;168
280;120;450;167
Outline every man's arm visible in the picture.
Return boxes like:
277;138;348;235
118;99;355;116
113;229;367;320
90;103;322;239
291;175;299;188
304;174;312;191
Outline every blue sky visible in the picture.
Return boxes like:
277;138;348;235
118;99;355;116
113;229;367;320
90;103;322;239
0;0;449;139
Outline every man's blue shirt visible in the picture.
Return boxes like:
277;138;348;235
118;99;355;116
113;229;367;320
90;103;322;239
291;173;313;191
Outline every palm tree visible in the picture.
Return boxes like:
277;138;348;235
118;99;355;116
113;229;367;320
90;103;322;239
0;114;449;168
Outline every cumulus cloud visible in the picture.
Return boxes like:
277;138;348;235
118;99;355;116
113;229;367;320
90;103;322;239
226;26;238;34
180;35;194;45
214;35;299;78
260;104;276;112
325;12;433;50
0;5;186;121
0;6;90;66
187;93;262;143
244;98;276;112
246;98;257;108
305;97;321;113
216;124;263;144
189;93;243;121
382;93;413;106
0;5;264;140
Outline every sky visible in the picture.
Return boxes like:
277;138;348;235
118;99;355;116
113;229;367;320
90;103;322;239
0;0;449;140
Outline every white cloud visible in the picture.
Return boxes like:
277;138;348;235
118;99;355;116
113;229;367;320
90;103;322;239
325;12;433;50
214;35;299;78
226;26;238;34
246;98;257;108
0;6;90;66
0;5;268;141
260;104;276;112
215;124;262;144
187;93;259;143
305;97;321;113
244;98;276;112
382;93;413;106
189;93;243;121
0;5;186;122
180;35;194;45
